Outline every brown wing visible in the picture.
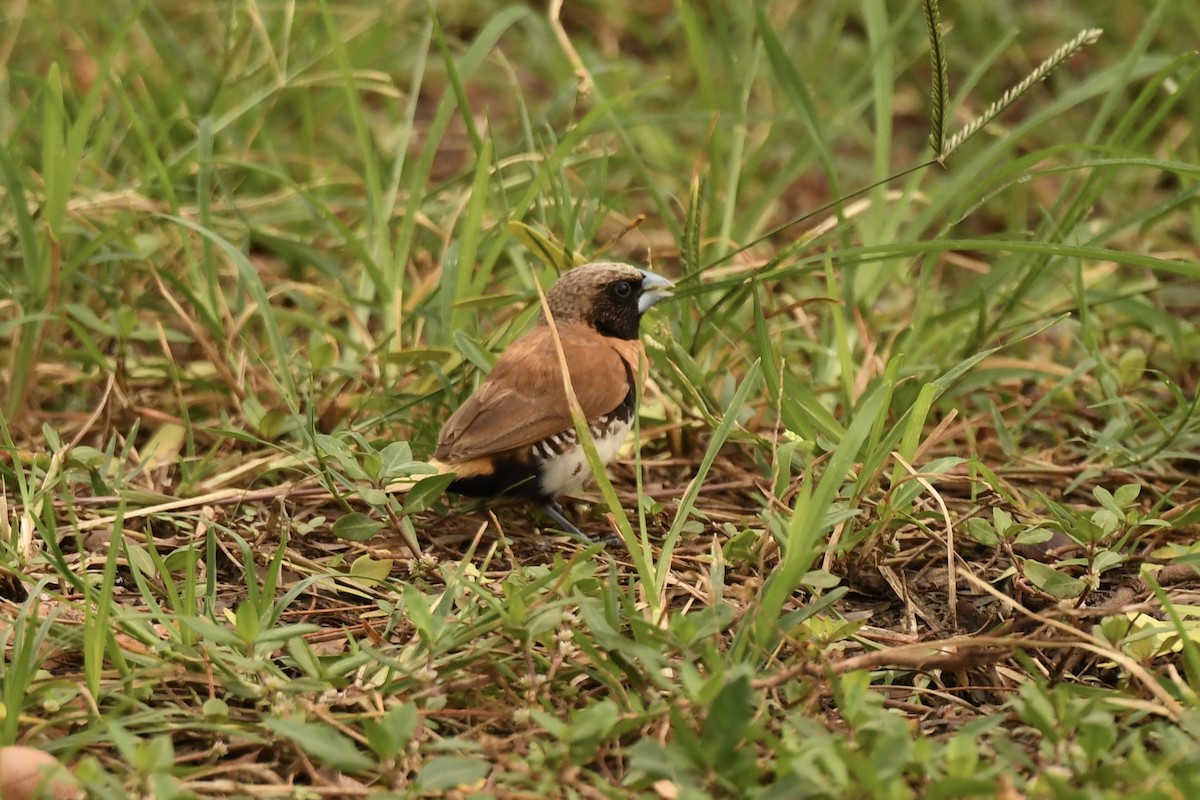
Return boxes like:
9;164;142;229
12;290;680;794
435;324;643;462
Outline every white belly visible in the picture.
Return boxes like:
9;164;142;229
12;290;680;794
537;417;633;498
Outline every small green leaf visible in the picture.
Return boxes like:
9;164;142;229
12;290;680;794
350;555;394;581
286;637;325;679
1092;509;1121;535
331;512;384;542
529;709;569;739
362;703;420;760
966;517;998;546
257;408;291;440
568;700;619;764
362;722;398;761
1023;560;1085;599
314;432;352;458
1117;347;1146;388
256;623;323;647
403;472;457;515
264;717;375;774
384;703;421;747
1113;483;1141;508
234;601;260;644
315;433;368;479
1069;514;1106;543
945;731;980;778
310;333;338;372
359;486;390;506
701;672;753;769
625;739;677;780
1093;486;1125;519
142;735;175;773
1092;549;1125;574
415;755;490;792
801;570;843;589
1014;528;1053;546
403;583;436;642
835;669;872;725
1078;710;1118;761
124;543;157;577
202;698;229;720
363;450;383;480
993;507;1014;537
377;440;414;478
452;329;497;373
1014;683;1059;740
180;617;243;648
1098;614;1133;644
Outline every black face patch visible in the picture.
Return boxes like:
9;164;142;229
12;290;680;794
591;277;645;340
610;280;634;300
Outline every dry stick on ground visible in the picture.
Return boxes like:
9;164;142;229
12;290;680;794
752;634;1011;690
753;572;1188;722
754;630;1180;721
957;566;1184;719
60;473;429;532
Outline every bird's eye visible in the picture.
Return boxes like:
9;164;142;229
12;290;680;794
612;281;633;298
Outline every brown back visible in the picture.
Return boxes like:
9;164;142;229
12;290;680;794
435;323;645;462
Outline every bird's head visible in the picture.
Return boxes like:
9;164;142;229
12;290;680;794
543;262;674;340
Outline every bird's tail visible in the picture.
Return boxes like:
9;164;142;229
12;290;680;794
428;457;454;474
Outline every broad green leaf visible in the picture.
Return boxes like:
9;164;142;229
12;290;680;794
264;717;375;774
180;617;243;648
331;512;385;542
701;671;754;769
350;555;394;581
415;756;490;792
1022;560;1085;599
403;472;457;514
569;699;620;763
256;623;323;648
363;703;420;760
403;583;436;643
1113;483;1141;508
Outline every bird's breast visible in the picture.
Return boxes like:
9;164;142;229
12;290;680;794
532;399;635;499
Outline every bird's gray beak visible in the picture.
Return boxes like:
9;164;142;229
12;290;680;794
637;270;675;313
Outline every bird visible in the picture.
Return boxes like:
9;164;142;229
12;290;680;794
430;261;674;540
